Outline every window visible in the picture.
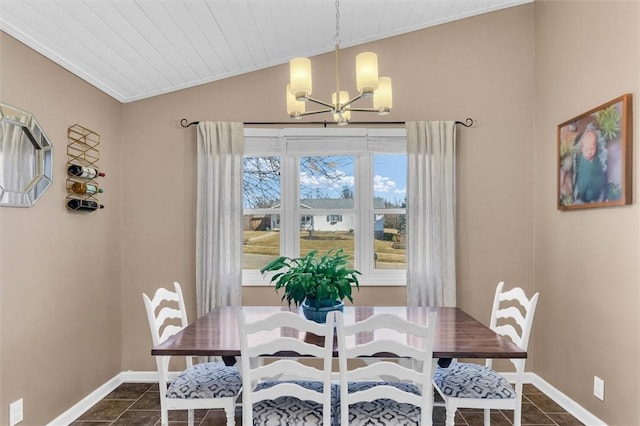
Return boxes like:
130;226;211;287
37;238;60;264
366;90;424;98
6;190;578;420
326;215;343;223
243;128;407;285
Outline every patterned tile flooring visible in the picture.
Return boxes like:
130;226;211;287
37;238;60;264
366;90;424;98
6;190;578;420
71;383;584;425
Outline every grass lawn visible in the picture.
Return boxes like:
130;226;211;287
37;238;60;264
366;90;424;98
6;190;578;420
243;230;405;264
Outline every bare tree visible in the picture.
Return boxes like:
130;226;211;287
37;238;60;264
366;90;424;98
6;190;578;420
243;155;353;208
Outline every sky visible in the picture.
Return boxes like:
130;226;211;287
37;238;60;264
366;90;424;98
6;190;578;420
373;154;407;203
299;154;407;206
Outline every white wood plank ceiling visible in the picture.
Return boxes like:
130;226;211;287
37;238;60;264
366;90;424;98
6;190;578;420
0;0;532;103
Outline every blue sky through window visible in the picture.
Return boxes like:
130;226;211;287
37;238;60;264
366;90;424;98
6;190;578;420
298;154;407;207
374;154;407;207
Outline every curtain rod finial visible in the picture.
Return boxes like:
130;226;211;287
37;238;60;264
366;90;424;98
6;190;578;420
455;118;473;127
181;119;199;128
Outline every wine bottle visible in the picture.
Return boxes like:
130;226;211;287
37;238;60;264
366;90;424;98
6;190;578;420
70;182;104;195
67;164;106;178
67;199;104;211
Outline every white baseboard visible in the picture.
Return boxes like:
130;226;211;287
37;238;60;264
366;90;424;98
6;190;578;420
46;371;179;426
46;373;124;426
529;374;607;426
49;370;606;426
500;372;607;426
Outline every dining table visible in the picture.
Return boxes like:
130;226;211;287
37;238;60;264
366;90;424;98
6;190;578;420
151;305;526;363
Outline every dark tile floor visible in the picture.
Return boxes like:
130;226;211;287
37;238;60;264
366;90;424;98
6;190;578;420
71;383;584;425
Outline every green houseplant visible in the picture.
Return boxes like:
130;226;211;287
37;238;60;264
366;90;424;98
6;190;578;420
260;249;361;322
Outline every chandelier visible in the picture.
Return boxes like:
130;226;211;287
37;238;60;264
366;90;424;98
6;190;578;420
285;0;392;125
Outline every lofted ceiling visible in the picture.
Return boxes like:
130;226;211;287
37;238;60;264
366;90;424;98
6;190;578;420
0;0;532;103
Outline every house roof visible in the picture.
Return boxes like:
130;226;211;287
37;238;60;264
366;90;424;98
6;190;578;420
300;198;387;209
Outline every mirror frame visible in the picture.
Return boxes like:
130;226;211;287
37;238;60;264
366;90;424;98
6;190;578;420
0;102;53;207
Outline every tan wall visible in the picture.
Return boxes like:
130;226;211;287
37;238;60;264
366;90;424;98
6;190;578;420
121;3;536;375
0;34;123;424
1;1;638;424
533;1;640;424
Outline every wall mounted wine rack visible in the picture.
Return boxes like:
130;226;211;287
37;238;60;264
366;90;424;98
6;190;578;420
66;124;103;212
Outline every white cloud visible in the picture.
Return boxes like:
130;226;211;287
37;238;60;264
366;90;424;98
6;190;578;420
300;171;354;189
373;175;397;193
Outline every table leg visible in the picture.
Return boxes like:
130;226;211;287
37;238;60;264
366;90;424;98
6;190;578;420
222;356;237;366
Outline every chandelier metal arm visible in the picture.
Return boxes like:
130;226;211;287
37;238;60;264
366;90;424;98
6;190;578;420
302;96;336;110
338;92;365;110
346;107;382;113
295;108;334;117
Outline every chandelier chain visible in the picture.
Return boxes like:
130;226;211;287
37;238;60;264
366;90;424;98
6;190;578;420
334;0;340;46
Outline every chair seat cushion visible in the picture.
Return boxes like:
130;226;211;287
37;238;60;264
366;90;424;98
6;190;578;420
343;381;422;426
252;380;339;426
433;362;516;399
167;361;242;399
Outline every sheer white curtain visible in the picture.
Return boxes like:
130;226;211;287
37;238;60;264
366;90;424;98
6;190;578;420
406;121;457;307
196;122;244;318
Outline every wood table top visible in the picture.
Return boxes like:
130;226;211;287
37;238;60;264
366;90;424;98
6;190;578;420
151;306;526;359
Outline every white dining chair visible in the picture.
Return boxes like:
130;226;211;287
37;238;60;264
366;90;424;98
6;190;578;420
433;281;540;426
335;310;438;425
237;309;338;426
142;282;242;426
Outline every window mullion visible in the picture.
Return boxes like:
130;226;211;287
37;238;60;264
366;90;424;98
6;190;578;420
281;154;297;258
356;152;373;274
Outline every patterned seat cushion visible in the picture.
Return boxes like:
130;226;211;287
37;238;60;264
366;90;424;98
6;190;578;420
252;380;339;426
433;362;516;399
167;361;242;399
341;381;423;426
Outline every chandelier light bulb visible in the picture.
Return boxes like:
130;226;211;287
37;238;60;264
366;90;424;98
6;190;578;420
290;57;312;100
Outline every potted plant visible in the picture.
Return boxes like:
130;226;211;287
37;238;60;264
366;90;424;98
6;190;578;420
260;248;361;322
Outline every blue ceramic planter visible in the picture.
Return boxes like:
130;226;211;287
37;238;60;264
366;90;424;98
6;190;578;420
301;299;344;323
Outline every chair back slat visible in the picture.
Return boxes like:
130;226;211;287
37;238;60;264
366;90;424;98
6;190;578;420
346;384;423;407
250;359;326;382
242;310;330;335
158;324;184;344
493;324;523;348
149;286;180;305
346;361;423;383
496;306;526;329
246;337;327;359
346;339;429;361
251;381;328;404
345;313;432;337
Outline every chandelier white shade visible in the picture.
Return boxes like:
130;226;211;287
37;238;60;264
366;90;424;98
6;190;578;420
285;0;392;125
356;52;379;94
289;57;312;98
374;77;392;114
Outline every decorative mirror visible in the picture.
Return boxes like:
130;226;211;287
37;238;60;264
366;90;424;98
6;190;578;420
0;102;53;207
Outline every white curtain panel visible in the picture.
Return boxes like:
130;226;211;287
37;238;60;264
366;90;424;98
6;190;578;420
196;121;244;317
406;121;457;307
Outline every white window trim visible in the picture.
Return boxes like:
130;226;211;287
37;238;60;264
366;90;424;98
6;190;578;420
243;127;407;287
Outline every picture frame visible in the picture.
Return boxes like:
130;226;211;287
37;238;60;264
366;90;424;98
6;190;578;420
557;93;633;210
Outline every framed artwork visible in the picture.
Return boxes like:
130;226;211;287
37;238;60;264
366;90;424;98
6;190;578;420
557;94;633;210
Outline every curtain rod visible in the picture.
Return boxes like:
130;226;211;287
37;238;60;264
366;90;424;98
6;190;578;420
179;118;474;128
